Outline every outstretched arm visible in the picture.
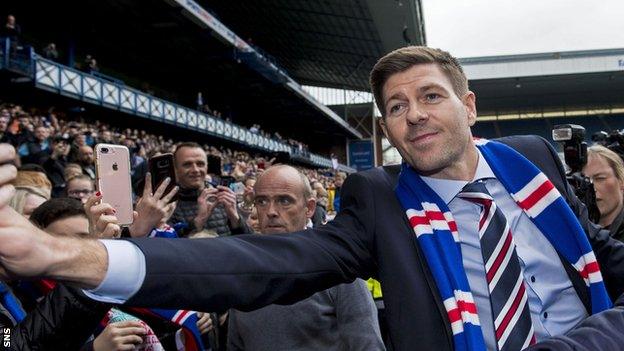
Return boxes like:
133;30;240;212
124;172;378;312
0;142;377;313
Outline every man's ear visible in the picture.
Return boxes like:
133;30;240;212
378;118;393;146
462;91;477;126
305;197;317;219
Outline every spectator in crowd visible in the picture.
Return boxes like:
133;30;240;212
66;174;95;204
1;14;21;45
0;272;112;350
97;130;113;144
583;145;624;240
43;136;71;197
169;142;248;236
123;138;147;194
228;165;385;350
42;42;59;61
64;163;83;181
18;125;51;164
31;197;89;237
77;145;96;179
2;112;34;147
332;171;347;213
8;187;47;218
28;197;149;351
310;180;328;227
88;58;99;73
9;169;51;218
0;111;9;141
245;207;260;234
13;168;52;193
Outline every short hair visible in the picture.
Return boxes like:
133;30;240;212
369;46;468;116
173;141;203;162
30;198;87;229
587;145;624;183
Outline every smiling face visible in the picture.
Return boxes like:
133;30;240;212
175;146;207;190
379;63;478;180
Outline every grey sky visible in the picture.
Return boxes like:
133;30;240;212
421;0;624;58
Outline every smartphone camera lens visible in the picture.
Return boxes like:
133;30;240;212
101;147;109;153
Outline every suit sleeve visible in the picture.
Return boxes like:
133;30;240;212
125;172;377;312
527;295;624;350
537;136;624;299
332;279;386;351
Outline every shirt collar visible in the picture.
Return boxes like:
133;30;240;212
419;147;496;204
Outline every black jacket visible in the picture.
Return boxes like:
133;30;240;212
0;283;110;351
124;136;624;350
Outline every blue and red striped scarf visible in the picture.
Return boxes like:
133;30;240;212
131;308;205;351
395;139;611;351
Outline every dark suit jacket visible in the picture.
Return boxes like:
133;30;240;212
126;135;624;350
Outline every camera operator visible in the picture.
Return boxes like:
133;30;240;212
583;145;624;241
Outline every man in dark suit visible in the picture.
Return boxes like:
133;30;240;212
0;47;622;351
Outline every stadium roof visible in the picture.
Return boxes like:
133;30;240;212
3;0;425;152
461;49;624;118
199;0;427;91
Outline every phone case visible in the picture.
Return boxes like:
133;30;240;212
95;144;134;226
148;153;177;202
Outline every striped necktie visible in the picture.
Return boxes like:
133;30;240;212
458;180;536;351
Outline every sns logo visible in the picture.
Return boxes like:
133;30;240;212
3;328;10;347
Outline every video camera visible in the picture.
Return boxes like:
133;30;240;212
591;129;624;159
552;124;600;223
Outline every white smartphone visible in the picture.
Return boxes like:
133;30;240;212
94;144;134;226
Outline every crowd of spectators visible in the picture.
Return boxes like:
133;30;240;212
0;102;343;206
3;13;315;160
0;100;357;350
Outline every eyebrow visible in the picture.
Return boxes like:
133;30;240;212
418;84;445;93
385;83;447;104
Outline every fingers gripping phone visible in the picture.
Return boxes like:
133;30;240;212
148;153;177;202
95;144;134;226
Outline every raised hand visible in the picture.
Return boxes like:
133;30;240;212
194;187;219;230
217;185;240;224
84;193;121;238
129;173;179;237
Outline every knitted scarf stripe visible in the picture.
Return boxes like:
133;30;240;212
395;139;611;351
